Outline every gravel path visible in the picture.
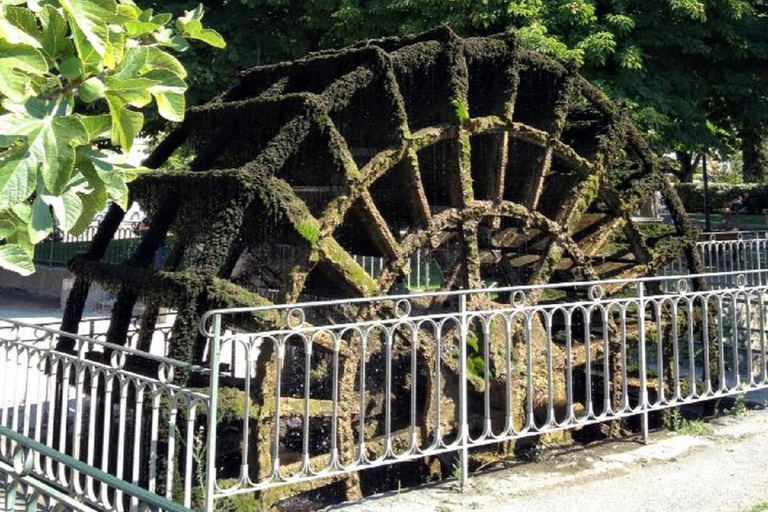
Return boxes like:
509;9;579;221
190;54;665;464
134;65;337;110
330;406;768;512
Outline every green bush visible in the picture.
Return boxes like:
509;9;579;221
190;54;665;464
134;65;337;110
677;183;768;213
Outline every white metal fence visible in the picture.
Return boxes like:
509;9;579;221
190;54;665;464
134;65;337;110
661;231;768;288
199;269;768;505
0;424;192;512
0;319;209;511
7;231;768;511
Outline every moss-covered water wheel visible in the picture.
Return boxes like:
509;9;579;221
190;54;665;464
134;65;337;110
62;28;703;507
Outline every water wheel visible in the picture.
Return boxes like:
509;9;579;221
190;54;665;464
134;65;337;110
62;28;703;507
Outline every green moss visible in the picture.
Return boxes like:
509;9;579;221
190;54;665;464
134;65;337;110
451;98;470;123
192;387;259;422
297;221;321;245
316;237;378;296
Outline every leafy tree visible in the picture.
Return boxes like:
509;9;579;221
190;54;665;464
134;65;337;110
0;0;224;274
155;0;768;183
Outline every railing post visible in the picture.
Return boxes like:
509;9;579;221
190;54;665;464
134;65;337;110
205;314;222;512
638;282;649;444
458;293;469;489
758;236;764;286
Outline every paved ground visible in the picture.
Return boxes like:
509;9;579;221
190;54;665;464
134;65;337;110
330;401;768;512
0;288;68;322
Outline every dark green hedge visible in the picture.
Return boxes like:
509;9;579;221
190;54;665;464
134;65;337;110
677;183;768;213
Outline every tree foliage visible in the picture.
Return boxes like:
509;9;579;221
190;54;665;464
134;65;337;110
0;0;223;274
153;0;768;182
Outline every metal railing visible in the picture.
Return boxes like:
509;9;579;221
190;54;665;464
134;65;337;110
0;425;192;512
698;230;768;241
22;315;176;357
662;231;768;288
199;269;768;504
8;231;768;510
0;319;210;511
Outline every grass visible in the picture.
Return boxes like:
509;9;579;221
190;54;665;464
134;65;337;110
667;408;714;436
729;391;749;416
676;418;714;436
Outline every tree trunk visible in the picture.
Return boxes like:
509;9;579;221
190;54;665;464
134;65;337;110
675;151;699;183
742;129;768;183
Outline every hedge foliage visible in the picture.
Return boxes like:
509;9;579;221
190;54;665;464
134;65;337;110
677;183;768;213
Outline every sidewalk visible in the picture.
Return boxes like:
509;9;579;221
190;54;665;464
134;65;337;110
0;288;67;323
330;402;768;512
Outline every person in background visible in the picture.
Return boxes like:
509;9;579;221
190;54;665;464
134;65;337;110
731;194;743;213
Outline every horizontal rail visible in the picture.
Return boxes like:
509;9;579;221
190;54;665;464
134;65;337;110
0;425;192;512
199;269;768;334
0;317;206;375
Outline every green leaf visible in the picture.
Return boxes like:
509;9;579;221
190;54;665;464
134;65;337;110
104;94;142;151
619;45;644;70
669;0;707;21
71;152;107;236
79;147;144;209
43;187;82;231
0;144;35;205
0;98;89;203
0;15;41;47
0;39;48;101
3;6;42;45
0;216;16;238
124;18;162;38
605;13;635;34
106;27;125;66
10;202;30;222
576;31;616;65
151;12;172;25
466;335;479;353
59;56;83;80
116;45;186;80
113;3;140;23
0;243;34;275
154;28;189;52
154;90;185;121
76;113;110;140
108;46;188;121
145;69;187;121
29;191;52;243
177;14;225;49
79;76;105;103
108;88;152;108
39;5;71;61
58;0;118;58
68;191;99;236
105;76;159;92
143;46;186;78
